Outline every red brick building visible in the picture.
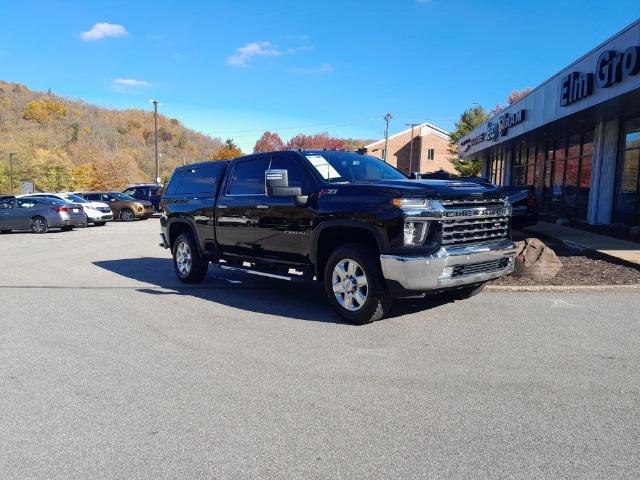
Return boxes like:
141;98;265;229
363;123;454;175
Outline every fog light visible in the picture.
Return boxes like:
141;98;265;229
442;266;454;277
403;221;429;246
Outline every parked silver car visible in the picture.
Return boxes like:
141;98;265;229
0;197;87;233
24;193;113;226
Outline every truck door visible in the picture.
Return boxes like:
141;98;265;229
171;163;226;249
215;155;270;258
253;152;315;264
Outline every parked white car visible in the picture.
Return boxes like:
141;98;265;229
23;192;113;226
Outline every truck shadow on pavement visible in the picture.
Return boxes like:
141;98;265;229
93;257;456;325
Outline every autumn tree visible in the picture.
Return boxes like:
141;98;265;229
29;148;74;191
286;132;346;150
71;163;98;190
253;131;285;153
209;138;243;160
92;153;143;190
507;87;532;105
448;106;490;177
22;97;68;125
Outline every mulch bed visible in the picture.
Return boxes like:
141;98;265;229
491;234;640;286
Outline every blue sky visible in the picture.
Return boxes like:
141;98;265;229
1;1;639;151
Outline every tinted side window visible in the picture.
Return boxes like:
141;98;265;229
123;189;135;196
175;163;226;196
228;158;270;195
101;194;113;202
269;155;313;193
85;194;99;201
165;172;184;195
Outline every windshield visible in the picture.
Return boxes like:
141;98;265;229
111;192;135;201
305;152;407;183
60;193;88;204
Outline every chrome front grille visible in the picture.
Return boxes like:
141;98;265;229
440;197;510;246
451;258;510;278
441;198;506;209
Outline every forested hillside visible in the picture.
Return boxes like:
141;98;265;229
0;81;223;192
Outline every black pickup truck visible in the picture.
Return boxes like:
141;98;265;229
159;150;516;324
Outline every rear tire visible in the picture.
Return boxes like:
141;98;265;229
446;282;487;300
30;216;48;234
94;222;106;226
1;229;11;234
324;244;392;324
119;208;135;222
173;232;208;283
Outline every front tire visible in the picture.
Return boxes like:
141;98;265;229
119;208;135;222
30;216;48;234
324;244;392;324
172;232;208;283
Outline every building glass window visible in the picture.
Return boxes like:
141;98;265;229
510;131;593;220
488;149;504;185
614;117;640;225
427;149;435;160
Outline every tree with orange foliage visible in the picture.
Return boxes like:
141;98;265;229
209;139;243;160
254;131;285;153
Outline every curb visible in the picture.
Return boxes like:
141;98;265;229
487;284;640;292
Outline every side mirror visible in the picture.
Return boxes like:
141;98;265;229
265;169;301;197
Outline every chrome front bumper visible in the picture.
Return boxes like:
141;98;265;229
380;239;516;291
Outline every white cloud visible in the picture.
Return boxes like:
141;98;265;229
227;41;281;67
114;78;151;87
112;78;152;93
290;64;334;74
80;23;128;41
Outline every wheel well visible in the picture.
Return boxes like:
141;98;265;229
168;221;195;250
316;226;379;276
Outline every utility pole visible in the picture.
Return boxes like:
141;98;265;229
405;123;419;174
9;152;16;195
150;99;161;184
383;113;392;162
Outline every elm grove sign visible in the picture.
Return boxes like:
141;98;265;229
560;46;640;106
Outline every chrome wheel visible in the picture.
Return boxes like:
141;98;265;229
120;209;134;221
176;241;192;275
31;217;47;233
332;258;368;311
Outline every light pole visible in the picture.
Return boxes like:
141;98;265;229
9;152;16;195
405;123;419;174
383;113;392;162
150;99;161;184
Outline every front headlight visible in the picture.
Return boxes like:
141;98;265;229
392;198;433;209
403;220;429;246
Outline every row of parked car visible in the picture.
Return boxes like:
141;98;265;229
0;184;162;234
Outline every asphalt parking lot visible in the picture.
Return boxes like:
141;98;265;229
1;220;639;479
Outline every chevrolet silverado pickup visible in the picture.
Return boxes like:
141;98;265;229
159;150;516;324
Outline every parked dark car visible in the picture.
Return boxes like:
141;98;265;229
499;185;538;228
81;192;154;221
159;151;516;324
122;184;163;211
0;197;87;233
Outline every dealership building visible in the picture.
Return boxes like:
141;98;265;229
459;19;640;230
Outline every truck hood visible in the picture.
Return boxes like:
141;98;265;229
332;178;502;198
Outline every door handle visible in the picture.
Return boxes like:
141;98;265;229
256;204;269;209
217;204;228;209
